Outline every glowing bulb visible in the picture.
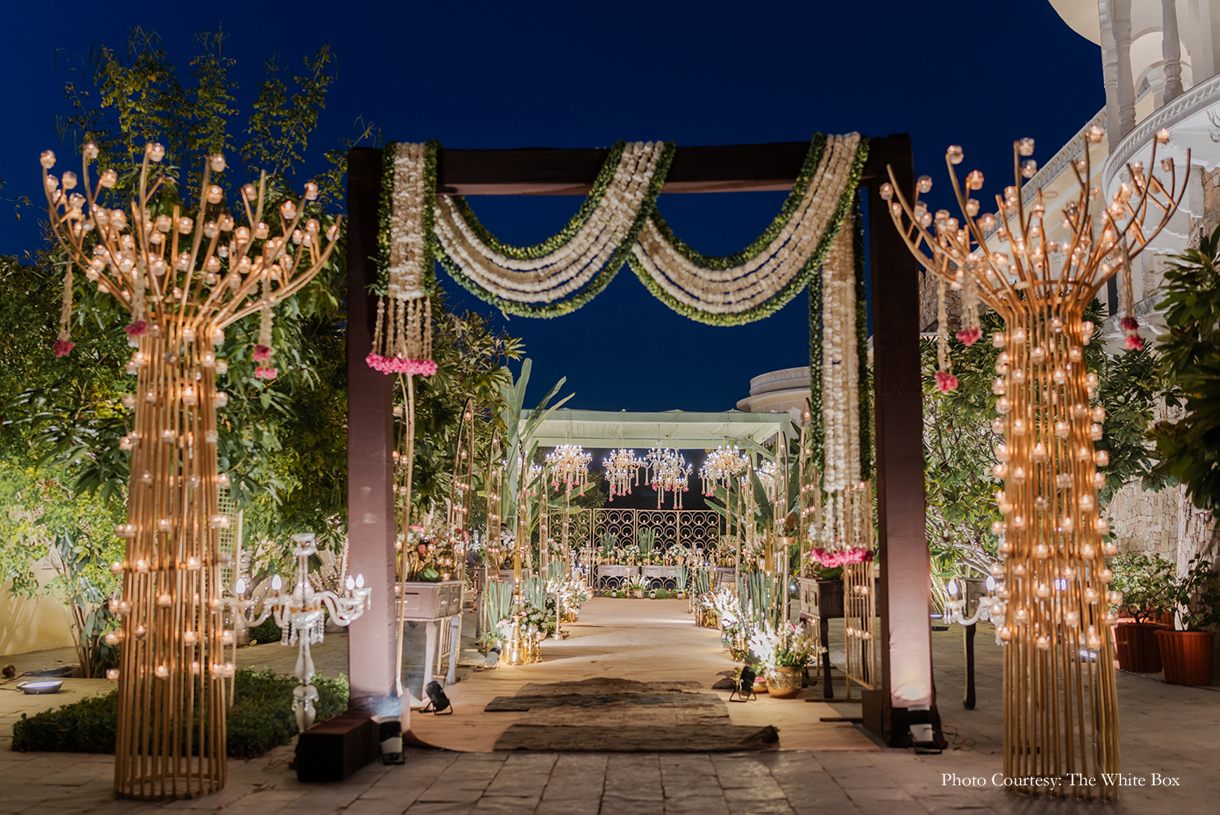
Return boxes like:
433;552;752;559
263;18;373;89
271;575;283;592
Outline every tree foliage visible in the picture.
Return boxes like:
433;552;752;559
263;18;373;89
921;300;1162;582
1150;223;1220;511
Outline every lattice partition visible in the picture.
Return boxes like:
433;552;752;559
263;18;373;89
590;508;722;553
843;561;877;694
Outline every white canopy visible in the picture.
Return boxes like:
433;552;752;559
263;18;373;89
527;408;789;450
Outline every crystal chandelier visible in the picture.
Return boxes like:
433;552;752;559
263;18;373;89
699;445;748;495
756;459;780;497
645;447;693;509
603;448;643;500
546;444;591;493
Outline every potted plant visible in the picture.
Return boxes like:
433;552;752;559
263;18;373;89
748;622;817;698
675;564;689;600
1110;553;1175;672
1157;555;1220;686
629;575;648;599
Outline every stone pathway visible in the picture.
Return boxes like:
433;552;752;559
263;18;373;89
3;605;1219;813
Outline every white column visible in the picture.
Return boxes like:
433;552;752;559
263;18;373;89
1115;0;1137;138
1198;0;1220;81
1164;0;1185;102
1100;0;1122;148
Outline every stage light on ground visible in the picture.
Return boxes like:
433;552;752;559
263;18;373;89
424;681;453;715
379;718;405;765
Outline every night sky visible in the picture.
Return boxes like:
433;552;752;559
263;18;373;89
0;1;1103;413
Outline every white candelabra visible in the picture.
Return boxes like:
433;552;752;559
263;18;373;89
231;533;371;732
944;576;1005;642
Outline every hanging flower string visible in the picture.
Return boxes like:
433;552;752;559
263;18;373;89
368;141;439;376
1118;247;1143;350
254;273;277;379
934;276;958;392
808;547;873;569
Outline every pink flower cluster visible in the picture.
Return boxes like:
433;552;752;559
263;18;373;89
253;344;273;362
1120;316;1144;350
955;327;981;346
807;547;874;568
935;370;958;393
254;367;278;380
365;353;438;376
124;321;148;337
53;339;74;357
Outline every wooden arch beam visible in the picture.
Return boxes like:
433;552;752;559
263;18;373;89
345;134;934;747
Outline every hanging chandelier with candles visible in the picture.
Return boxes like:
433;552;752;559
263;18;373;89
700;445;748;495
546;444;591;494
603;448;644;500
645;447;693;509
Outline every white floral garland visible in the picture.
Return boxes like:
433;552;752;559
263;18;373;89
821;208;860;497
432;142;666;303
370;142;435;375
629;133;861;315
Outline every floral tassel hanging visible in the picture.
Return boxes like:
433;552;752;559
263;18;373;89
368;141;438;376
54;262;74;357
934;276;958;392
254;274;277;379
955;261;982;346
1118;247;1143;350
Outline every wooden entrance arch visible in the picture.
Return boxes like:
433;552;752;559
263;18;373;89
344;136;940;746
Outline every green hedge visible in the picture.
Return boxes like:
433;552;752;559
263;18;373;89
11;669;348;759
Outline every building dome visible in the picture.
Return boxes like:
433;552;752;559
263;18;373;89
735;367;810;424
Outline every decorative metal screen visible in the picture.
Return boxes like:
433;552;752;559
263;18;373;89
589;508;722;552
216;488;239;591
843;560;877;693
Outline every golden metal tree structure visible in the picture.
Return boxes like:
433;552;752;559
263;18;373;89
883;131;1188;799
42;141;339;799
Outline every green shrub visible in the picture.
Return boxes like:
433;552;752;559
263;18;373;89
246;617;282;645
11;669;348;758
653;588;671;599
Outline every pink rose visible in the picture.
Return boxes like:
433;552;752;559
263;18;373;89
254;366;278;380
125;321;148;337
955;327;981;346
1120;317;1139;332
935;370;959;393
253;344;273;362
53;339;74;357
1124;334;1144;351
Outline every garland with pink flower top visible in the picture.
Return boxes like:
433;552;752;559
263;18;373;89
807;547;874;569
368;141;440;376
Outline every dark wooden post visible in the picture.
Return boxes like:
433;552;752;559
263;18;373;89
862;134;942;746
345;147;402;718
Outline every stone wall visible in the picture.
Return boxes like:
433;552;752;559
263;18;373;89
917;270;961;334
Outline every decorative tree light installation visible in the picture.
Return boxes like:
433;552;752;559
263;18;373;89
645;447;693;509
883;131;1188;800
604;448;644;499
699;445;748;496
43;142;339;799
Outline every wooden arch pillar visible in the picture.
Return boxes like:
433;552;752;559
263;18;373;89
344;136;938;745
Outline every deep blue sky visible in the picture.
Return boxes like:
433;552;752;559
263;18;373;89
0;1;1103;412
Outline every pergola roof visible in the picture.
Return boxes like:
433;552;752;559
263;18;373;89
527;408;789;450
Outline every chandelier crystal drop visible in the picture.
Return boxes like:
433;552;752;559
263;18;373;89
546;445;591;493
645;447;693;509
699;445;748;495
603;448;643;500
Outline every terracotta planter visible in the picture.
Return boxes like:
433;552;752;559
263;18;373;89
1157;630;1215;686
766;667;803;698
1115;622;1170;672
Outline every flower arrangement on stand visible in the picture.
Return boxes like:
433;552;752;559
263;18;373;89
401;523;457;582
748;622;819;698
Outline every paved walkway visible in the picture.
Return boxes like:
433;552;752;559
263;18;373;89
2;601;1218;813
411;597;873;752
